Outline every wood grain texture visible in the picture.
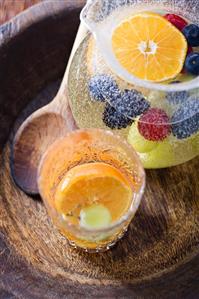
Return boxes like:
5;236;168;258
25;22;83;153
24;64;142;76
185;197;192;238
0;1;199;298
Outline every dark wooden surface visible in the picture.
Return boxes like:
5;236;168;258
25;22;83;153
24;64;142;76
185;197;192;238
0;1;199;298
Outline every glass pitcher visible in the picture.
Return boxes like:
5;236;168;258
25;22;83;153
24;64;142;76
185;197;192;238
67;0;199;168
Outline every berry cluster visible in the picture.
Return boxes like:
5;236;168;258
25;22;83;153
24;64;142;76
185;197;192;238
165;14;199;76
88;74;199;141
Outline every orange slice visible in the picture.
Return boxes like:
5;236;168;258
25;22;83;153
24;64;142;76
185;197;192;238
112;12;188;82
55;162;132;223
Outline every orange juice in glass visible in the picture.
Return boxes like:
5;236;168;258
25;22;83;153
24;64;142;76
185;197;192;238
38;129;145;252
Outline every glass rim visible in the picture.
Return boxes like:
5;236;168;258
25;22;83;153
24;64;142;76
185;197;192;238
37;128;146;235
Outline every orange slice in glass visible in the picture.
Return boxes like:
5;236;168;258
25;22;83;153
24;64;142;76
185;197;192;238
112;12;188;82
55;162;132;224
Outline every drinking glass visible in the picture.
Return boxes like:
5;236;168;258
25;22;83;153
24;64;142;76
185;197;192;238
38;129;145;252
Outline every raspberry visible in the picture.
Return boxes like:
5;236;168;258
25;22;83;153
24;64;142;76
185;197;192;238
164;14;188;31
138;108;171;141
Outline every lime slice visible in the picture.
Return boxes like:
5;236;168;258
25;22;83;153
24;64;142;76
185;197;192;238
80;204;112;230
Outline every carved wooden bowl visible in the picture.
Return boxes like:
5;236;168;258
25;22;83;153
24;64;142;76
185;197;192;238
0;1;198;298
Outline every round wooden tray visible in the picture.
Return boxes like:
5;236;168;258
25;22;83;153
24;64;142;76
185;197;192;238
0;1;198;298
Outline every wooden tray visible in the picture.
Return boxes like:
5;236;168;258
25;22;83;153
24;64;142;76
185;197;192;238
0;1;198;298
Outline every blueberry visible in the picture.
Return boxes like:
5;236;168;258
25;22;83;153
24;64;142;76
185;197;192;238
88;74;119;102
171;99;199;139
184;52;199;76
182;24;199;47
103;103;133;129
109;89;150;119
166;90;189;105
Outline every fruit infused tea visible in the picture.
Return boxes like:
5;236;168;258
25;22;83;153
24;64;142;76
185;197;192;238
38;129;145;251
68;0;199;168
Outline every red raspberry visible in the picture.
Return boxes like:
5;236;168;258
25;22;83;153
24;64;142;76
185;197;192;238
164;14;188;31
138;108;171;141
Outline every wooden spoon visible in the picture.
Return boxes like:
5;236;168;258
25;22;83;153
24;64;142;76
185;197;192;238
11;25;87;195
10;83;77;195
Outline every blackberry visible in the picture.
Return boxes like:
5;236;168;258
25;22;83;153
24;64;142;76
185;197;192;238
88;74;119;102
166;90;189;105
171;99;199;139
109;89;150;119
103;103;133;129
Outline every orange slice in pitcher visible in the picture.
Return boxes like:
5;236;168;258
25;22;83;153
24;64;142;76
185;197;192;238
112;12;187;82
55;162;132;224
